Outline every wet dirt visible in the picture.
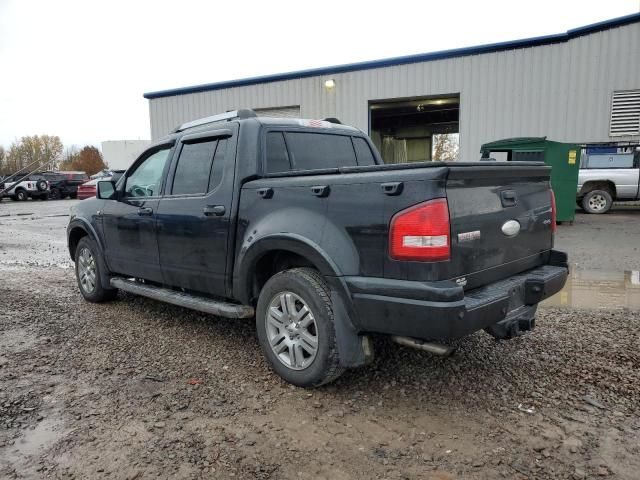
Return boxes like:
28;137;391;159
1;200;640;479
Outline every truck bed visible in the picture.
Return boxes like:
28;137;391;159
238;161;554;289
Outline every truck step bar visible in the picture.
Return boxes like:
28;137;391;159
110;277;255;319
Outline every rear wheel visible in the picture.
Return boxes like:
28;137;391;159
74;236;117;303
582;189;612;214
256;268;344;387
50;188;61;200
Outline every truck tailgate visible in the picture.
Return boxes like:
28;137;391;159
445;164;553;288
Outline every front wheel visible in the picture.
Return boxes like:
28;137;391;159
74;236;118;303
15;190;27;201
256;268;345;387
582;189;612;214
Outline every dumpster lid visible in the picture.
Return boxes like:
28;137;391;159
480;137;547;152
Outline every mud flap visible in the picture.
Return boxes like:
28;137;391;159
93;241;115;291
330;290;374;368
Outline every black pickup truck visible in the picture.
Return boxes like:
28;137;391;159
67;110;568;387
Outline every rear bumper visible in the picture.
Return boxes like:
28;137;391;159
347;251;568;341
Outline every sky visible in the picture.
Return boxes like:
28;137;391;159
0;0;638;150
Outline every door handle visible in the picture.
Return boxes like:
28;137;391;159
137;207;153;216
257;187;273;199
381;182;403;196
500;190;517;207
310;185;330;197
203;205;226;216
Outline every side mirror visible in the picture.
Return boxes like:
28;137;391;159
97;180;117;200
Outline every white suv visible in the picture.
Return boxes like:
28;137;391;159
0;174;50;201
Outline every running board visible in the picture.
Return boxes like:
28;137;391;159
110;277;254;319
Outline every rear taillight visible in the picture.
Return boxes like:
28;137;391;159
550;189;557;234
389;198;450;262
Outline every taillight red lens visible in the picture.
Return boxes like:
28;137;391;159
550;189;557;234
389;198;450;262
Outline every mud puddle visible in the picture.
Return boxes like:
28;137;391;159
4;417;64;459
543;268;640;310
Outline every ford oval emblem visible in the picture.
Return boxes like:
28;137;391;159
501;220;520;237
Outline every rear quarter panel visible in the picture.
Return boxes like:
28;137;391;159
578;168;639;199
235;167;449;287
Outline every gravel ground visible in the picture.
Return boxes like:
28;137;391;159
1;200;639;479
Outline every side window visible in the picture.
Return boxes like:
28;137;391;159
353;137;376;166
208;139;228;191
172;140;217;195
125;147;171;198
285;132;357;170
266;132;291;173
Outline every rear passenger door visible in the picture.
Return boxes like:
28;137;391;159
156;127;237;297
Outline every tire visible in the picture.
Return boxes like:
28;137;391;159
36;180;47;191
50;188;61;200
256;268;345;387
582;189;612;214
15;189;27;201
74;236;118;303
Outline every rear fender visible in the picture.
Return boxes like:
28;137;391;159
234;234;342;303
235;235;370;368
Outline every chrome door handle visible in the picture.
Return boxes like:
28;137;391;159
203;205;225;216
138;207;153;216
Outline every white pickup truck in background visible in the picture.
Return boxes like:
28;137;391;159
577;149;640;213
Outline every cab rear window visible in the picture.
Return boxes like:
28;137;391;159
266;131;376;173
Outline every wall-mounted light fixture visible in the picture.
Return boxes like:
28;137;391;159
324;79;336;89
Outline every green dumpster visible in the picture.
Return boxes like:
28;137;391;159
480;137;580;222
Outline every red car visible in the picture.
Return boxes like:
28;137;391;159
77;171;125;200
76;178;100;200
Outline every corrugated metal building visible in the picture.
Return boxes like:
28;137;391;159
144;13;640;162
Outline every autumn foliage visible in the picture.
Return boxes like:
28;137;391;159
0;135;64;175
59;146;108;176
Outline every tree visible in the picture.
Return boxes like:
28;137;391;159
3;135;64;174
432;133;459;162
61;146;107;176
58;146;81;171
0;146;5;175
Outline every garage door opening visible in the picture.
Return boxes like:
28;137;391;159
369;96;459;164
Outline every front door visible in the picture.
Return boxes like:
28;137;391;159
102;145;173;282
156;129;236;297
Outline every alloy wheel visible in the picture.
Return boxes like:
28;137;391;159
265;291;318;370
78;247;97;294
